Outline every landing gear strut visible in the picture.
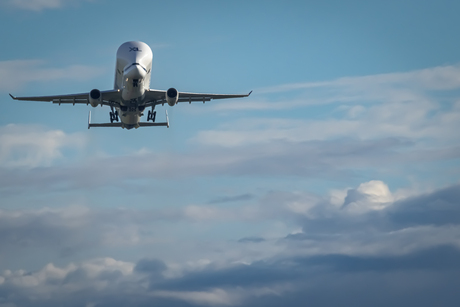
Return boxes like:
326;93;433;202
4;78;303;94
109;106;119;123
147;106;156;122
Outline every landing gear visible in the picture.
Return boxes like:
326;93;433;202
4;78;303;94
147;106;156;122
109;106;119;123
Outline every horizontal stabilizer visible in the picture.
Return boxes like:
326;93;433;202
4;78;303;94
87;111;169;129
88;122;169;129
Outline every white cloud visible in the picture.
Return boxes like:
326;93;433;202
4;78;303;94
7;0;92;11
0;124;87;168
198;97;459;148
357;180;393;203
204;64;460;158
0;60;105;91
257;64;460;95
0;256;293;307
1;257;135;301
329;188;349;207
342;180;394;214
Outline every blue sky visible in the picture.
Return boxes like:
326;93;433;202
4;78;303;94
1;0;460;306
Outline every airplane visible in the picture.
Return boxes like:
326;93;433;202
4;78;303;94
9;41;251;129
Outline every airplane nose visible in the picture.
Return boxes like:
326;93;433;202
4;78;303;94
124;63;147;79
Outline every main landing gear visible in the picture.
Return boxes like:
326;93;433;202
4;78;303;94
147;106;156;123
109;106;119;123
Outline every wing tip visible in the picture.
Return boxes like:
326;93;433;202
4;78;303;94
9;93;17;100
247;90;253;96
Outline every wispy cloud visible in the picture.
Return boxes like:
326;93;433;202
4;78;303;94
199;70;460;149
257;64;460;94
7;0;93;11
207;193;254;204
0;59;105;91
213;64;460;111
0;124;87;168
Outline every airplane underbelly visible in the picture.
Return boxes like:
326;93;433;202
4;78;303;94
121;113;140;125
117;108;141;129
122;88;144;101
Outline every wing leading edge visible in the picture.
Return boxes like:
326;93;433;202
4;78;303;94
9;89;122;106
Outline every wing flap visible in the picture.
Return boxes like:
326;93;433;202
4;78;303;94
179;91;252;100
144;89;251;106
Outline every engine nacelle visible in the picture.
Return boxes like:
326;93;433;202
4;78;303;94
166;88;178;106
89;89;102;107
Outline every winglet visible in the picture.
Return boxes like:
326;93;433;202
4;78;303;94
9;94;16;100
248;90;253;96
88;111;91;129
165;110;170;128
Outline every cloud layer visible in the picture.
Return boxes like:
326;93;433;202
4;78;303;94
1;62;460;306
1;182;460;306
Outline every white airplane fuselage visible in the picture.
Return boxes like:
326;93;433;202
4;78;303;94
114;41;153;128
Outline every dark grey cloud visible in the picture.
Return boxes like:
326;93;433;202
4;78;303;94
388;184;460;227
135;258;168;285
146;245;460;307
296;244;460;272
143;244;460;292
296;184;460;236
2;245;460;307
0;206;184;271
242;270;460;307
238;236;266;243
0;207;98;264
1;184;460;306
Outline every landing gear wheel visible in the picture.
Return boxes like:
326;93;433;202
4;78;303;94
109;107;119;123
147;110;156;122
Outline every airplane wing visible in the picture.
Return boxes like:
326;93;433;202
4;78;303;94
9;89;122;106
144;89;252;106
10;89;251;107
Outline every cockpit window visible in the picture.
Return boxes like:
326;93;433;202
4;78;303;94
125;63;147;72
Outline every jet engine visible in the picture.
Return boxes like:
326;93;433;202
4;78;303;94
166;88;179;106
89;89;102;107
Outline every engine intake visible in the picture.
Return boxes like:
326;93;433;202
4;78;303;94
166;88;178;106
89;89;102;107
